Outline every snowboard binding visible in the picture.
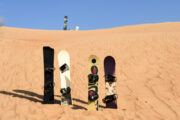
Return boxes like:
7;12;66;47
88;74;99;83
60;63;69;73
60;87;71;96
44;81;54;93
88;90;99;101
45;67;55;72
105;74;116;82
102;94;117;103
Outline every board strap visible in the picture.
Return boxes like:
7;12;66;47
60;63;69;73
105;74;116;82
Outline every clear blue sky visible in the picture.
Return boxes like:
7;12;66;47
0;0;180;30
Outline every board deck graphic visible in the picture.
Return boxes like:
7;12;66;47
88;55;99;110
58;50;72;105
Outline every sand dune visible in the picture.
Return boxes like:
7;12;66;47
0;22;180;120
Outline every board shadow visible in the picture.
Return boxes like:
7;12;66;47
0;90;42;103
0;90;105;109
71;104;87;110
72;98;105;108
55;96;105;108
0;90;60;104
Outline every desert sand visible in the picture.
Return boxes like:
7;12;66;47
0;22;180;120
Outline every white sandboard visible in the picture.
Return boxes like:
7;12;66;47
58;50;72;105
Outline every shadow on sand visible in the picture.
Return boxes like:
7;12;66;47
55;95;105;108
0;90;60;104
0;89;105;110
72;98;105;108
71;104;87;110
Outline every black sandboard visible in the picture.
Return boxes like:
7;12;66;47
43;46;54;104
104;56;117;108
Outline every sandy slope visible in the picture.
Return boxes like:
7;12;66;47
0;22;180;120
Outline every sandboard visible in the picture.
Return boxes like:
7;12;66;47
88;55;99;110
43;46;54;104
103;56;117;109
58;50;72;105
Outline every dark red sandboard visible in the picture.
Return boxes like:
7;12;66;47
104;56;117;109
